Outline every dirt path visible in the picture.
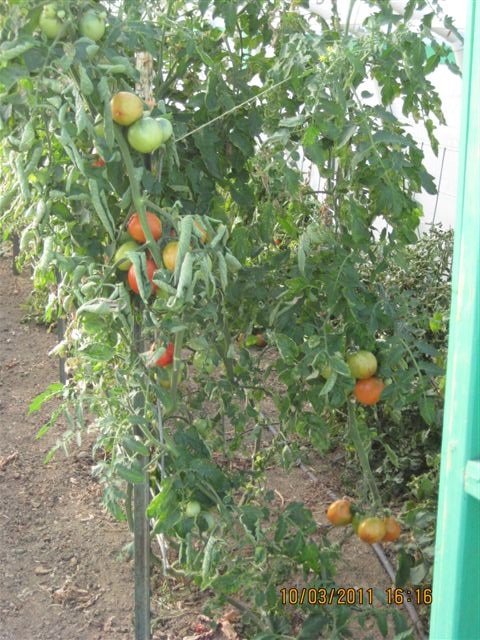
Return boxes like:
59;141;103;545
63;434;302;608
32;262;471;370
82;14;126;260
0;255;133;640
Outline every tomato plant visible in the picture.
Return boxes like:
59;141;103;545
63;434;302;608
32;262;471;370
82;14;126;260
0;0;457;635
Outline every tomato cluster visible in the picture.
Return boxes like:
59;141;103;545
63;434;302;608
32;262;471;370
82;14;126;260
110;91;173;153
326;499;401;544
39;4;106;42
347;350;385;405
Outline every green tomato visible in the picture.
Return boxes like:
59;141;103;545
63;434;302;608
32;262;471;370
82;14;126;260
156;117;173;143
127;116;172;153
320;364;332;379
185;500;201;518
113;241;140;271
79;11;106;41
94;121;105;138
42;3;57;18
39;15;65;39
347;350;378;379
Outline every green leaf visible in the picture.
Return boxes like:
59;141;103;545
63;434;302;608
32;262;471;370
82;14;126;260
336;124;356;148
373;131;411;147
148;478;175;517
78;342;114;361
129;251;154;302
116;463;146;484
419;398;436;426
88;180;116;240
383;443;400;468
319;372;337;396
122;436;150;457
302;124;319;146
396;551;413;587
275;334;299;364
409;562;427;585
392;610;413;636
193;129;222;179
372;609;389;638
298;613;329;638
78;66;94;96
28;383;63;414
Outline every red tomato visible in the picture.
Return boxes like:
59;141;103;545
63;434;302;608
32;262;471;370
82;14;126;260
127;259;157;294
155;342;174;367
127;212;163;243
353;377;385;405
92;157;105;168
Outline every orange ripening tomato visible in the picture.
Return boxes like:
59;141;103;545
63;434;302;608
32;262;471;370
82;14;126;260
382;516;401;542
155;342;174;367
127;212;163;243
357;517;387;544
162;241;179;272
326;499;353;526
127;259;157;295
354;377;385;405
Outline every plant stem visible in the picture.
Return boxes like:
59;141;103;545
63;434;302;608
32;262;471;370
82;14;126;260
113;125;163;269
347;402;381;506
170;328;185;409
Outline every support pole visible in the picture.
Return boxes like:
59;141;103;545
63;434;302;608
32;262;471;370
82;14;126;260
12;233;20;275
133;320;151;640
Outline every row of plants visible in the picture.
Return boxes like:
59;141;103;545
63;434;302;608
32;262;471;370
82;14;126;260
0;0;456;637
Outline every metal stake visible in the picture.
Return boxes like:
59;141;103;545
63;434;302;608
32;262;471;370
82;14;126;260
133;320;151;640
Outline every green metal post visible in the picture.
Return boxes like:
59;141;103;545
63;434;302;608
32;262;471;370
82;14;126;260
429;1;480;638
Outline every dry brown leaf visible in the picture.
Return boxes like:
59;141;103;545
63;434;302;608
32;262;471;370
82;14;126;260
0;452;18;470
51;577;101;610
34;565;50;576
214;620;238;640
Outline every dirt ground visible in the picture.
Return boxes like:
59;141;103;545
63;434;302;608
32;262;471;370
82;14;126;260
0;251;416;640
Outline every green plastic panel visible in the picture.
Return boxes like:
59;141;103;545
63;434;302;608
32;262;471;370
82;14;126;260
429;1;480;638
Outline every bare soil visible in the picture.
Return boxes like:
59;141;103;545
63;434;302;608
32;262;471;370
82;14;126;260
0;252;413;640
